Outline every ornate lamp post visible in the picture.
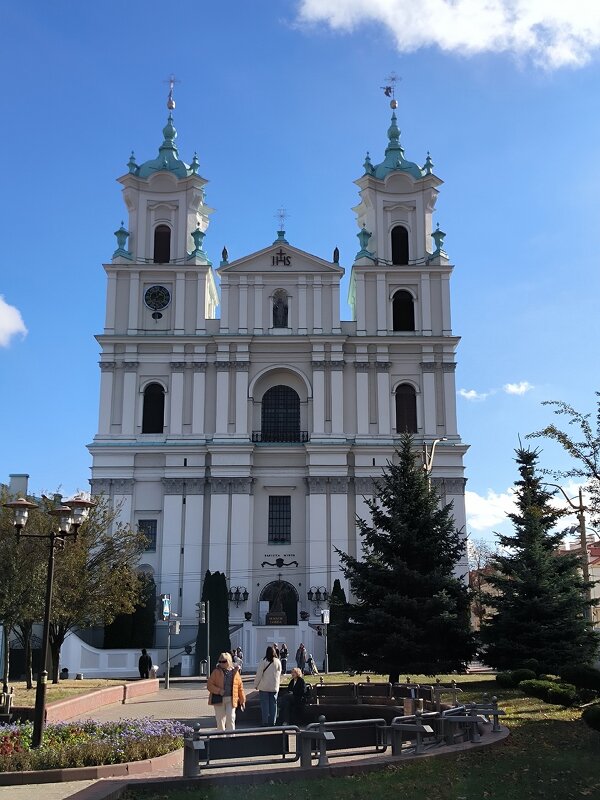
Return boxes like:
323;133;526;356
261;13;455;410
227;586;249;607
3;495;95;748
307;586;328;612
422;437;447;486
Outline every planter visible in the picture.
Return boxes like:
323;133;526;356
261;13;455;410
300;611;310;621
244;612;252;621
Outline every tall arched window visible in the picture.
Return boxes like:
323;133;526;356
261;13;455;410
153;225;171;263
261;385;300;442
392;290;415;331
142;383;165;433
272;289;288;328
395;383;417;433
391;225;409;265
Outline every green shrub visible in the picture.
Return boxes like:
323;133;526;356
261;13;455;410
582;703;600;732
560;665;600;691
496;671;515;688
547;683;577;706
539;674;560;682
520;658;540;675
518;679;555;701
511;668;537;684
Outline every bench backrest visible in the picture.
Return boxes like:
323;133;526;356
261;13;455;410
357;682;391;698
314;682;357;698
305;718;387;753
200;730;292;763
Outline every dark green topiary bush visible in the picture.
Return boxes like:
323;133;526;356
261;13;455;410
560;665;600;692
582;703;600;732
547;683;577;706
520;658;540;675
496;671;515;688
539;674;560;682
511;668;537;684
518;679;555;701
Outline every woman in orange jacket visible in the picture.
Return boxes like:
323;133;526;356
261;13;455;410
207;651;246;730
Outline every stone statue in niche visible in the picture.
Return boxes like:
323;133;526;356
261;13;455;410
273;292;288;328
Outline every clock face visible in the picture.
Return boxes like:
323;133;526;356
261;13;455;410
144;285;171;311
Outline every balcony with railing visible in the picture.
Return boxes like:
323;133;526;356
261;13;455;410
252;430;309;443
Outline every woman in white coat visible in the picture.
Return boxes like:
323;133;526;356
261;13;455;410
253;645;282;725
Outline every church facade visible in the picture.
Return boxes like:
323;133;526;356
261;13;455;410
89;101;469;668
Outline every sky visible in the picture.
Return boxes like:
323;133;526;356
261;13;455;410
1;0;599;545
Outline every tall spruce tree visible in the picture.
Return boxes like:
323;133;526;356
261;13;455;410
327;578;349;671
480;447;598;672
337;434;474;675
195;570;231;672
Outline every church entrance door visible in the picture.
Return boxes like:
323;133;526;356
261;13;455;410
260;580;298;625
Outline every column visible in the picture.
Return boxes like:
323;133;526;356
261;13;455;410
441;273;452;335
191;363;207;435
182;482;205;620
376;362;391;434
121;362;138;435
174;272;185;334
196;272;207;334
162;484;184;608
220;280;230;333
332;281;341;334
208;480;230;572
329;478;349;585
355;363;370;434
312;361;326;434
105;273;117;333
420;273;432;335
112;479;134;527
98;362;115;434
235;363;249;435
442;363;458;435
306;478;327;586
239;277;248;334
376;274;387;335
330;363;344;434
229;481;253;602
421;362;437;435
313;278;323;333
215;361;230;435
253;277;263;334
298;277;307;334
354;479;374;558
355;273;366;335
127;271;139;334
170;365;184;435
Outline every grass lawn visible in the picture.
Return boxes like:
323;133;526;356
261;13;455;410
122;677;600;800
10;679;126;707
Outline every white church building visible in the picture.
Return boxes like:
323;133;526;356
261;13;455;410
88;96;469;669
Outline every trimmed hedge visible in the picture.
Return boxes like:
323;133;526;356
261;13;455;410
560;665;600;692
496;671;516;688
511;669;537;684
519;679;577;706
518;679;556;701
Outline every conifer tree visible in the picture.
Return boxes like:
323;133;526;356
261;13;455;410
480;447;598;672
195;570;231;671
327;578;349;671
337;434;474;675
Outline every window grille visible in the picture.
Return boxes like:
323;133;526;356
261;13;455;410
138;519;157;551
268;496;291;544
261;385;301;442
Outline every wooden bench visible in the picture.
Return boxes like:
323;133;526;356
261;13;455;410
356;682;392;702
314;682;357;705
300;716;388;766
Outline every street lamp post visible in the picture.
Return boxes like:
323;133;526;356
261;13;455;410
3;495;95;748
422;437;447;485
545;483;593;623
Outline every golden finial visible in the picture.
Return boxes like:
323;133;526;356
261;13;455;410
165;74;180;110
381;72;401;109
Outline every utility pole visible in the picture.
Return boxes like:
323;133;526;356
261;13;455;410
199;600;210;676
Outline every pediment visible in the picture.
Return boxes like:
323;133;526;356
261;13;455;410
218;242;344;277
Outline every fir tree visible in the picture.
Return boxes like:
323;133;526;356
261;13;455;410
480;447;598;672
195;570;231;672
327;578;349;671
337;434;474;676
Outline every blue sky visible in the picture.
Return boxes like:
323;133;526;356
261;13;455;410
1;1;599;544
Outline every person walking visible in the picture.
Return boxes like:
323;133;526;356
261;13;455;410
207;652;246;730
138;648;152;679
253;645;282;726
280;643;289;674
295;643;307;674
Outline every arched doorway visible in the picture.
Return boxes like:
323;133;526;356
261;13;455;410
260;580;298;625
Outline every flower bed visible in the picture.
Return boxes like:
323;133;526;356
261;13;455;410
0;717;190;772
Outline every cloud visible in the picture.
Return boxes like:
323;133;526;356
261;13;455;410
503;381;534;395
465;487;517;531
0;296;27;347
296;0;600;68
458;388;489;401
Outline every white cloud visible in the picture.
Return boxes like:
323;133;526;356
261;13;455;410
458;388;489;401
503;381;534;395
297;0;600;68
465;487;517;531
0;296;27;347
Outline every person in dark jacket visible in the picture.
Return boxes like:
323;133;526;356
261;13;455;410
278;667;306;724
138;648;152;679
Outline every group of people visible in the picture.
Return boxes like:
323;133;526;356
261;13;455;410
207;642;309;730
294;643;319;676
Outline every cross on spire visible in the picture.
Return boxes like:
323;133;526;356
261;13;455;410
275;207;290;232
164;74;180;110
381;71;401;109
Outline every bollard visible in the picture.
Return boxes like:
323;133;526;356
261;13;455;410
435;678;442;713
317;715;329;767
451;679;457;706
491;696;501;733
183;723;204;777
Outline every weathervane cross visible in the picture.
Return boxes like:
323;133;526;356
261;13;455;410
275;207;290;232
381;72;401;109
164;74;180;110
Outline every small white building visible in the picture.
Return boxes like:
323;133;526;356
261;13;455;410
88;99;469;669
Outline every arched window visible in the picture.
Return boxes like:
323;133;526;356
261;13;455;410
142;383;165;433
153;225;171;263
391;225;409;265
392;290;415;331
261;385;300;442
395;383;417;433
272;289;288;328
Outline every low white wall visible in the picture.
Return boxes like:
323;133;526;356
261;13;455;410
60;631;162;679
